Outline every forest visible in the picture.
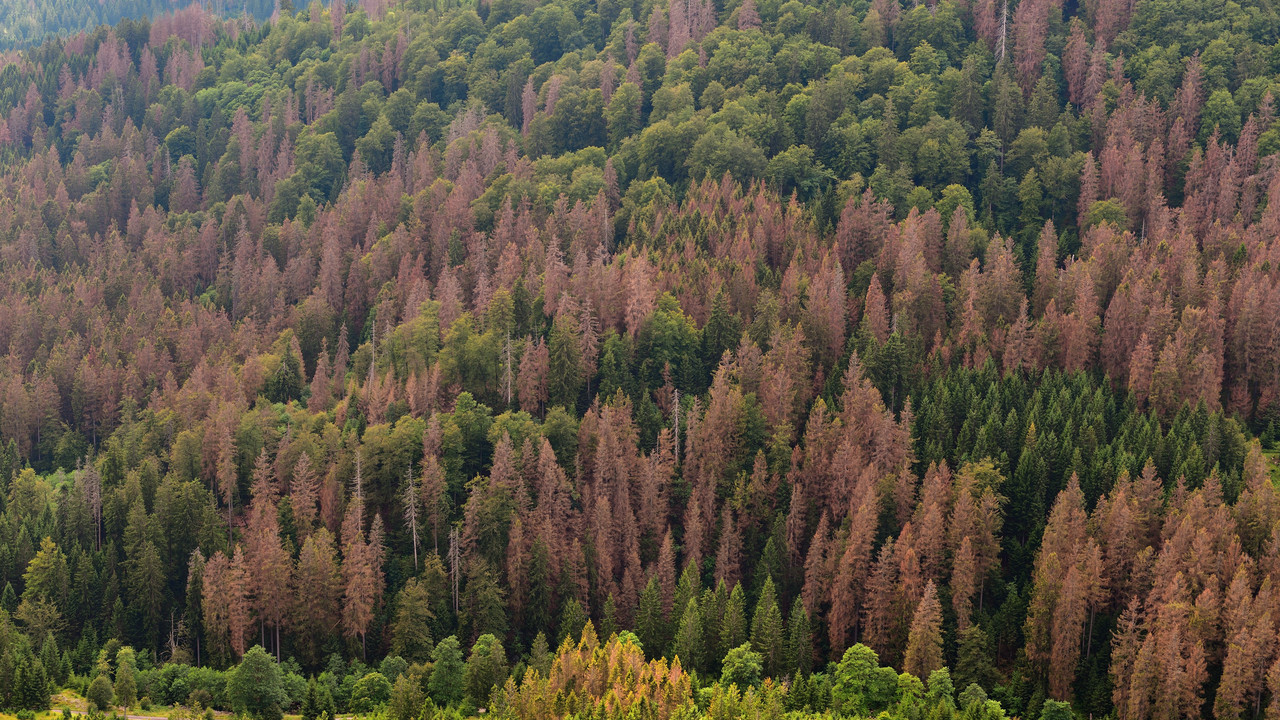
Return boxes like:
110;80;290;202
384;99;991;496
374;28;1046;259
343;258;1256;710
0;0;1278;716
0;1;281;51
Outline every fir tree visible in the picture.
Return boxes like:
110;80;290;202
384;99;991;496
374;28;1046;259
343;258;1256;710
751;576;786;678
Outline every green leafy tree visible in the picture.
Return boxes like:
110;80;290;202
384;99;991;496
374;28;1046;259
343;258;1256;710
351;672;392;712
388;673;425;720
113;648;137;709
294;132;346;203
832;643;881;715
1041;699;1074;720
721;643;763;688
87;672;114;710
688;124;768;183
228;646;287;720
463;633;508;707
428;636;465;706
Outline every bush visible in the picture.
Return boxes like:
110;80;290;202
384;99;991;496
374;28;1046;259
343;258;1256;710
185;666;228;708
188;688;213;709
87;674;115;710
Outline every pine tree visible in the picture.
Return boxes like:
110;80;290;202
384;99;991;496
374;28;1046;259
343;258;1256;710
558;598;588;646
714;506;742;589
420;454;448;554
787;597;814;676
720;584;747;661
300;677;321;720
342;491;377;659
247;451;293;660
547;313;582;409
862;538;898;659
294;528;342;663
904;581;944;680
954;624;999;692
391;578;435;663
217;423;238;544
671;598;704;674
751;576;786;678
529;632;552;677
228;547;252;659
952;535;978;632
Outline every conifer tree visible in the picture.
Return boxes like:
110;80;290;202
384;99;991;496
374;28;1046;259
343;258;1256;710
720;583;747;661
904;581;944;680
751;576;786;678
671;598;704;674
787;596;814;676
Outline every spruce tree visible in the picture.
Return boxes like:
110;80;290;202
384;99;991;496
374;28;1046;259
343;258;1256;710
301;679;319;720
954;625;999;692
636;577;667;659
529;632;551;677
904;581;944;680
601;593;617;639
671;598;704;674
39;632;60;685
557;599;588;646
786;596;813;677
719;584;747;661
750;576;786;678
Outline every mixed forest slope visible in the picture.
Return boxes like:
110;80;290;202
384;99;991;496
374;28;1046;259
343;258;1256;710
0;1;281;51
0;0;1278;717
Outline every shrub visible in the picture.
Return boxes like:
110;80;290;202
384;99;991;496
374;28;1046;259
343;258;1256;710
87;674;115;711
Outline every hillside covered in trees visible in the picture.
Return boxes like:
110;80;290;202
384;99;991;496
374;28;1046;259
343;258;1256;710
0;0;1279;717
0;1;284;52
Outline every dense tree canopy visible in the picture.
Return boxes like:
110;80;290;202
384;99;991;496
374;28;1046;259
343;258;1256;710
0;0;1279;717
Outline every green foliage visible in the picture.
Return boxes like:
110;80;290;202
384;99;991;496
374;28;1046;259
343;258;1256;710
1041;699;1074;720
87;674;114;711
428;637;465;707
0;1;1276;719
350;672;393;712
299;677;322;720
388;672;426;720
720;643;763;689
113;648;137;709
462;634;507;707
228;647;287;720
